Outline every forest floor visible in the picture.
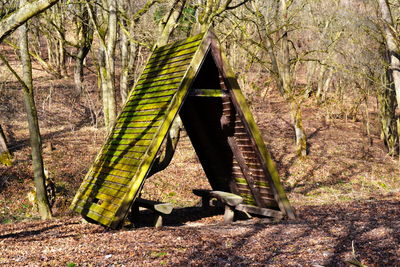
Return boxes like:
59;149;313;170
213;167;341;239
1;48;400;266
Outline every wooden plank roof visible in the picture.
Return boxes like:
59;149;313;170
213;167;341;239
70;30;294;229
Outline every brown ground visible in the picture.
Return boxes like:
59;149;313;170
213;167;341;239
1;46;400;266
1;200;399;266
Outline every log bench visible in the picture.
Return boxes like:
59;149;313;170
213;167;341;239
193;189;243;223
129;198;173;228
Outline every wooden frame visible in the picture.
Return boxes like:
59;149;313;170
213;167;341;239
70;29;295;229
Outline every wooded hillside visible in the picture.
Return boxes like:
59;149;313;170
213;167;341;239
0;0;399;265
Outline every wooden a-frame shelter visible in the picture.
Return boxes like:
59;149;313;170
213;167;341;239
70;30;295;229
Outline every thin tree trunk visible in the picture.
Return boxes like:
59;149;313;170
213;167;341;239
156;0;187;47
0;124;12;166
19;0;52;219
119;21;137;104
74;5;92;94
378;79;398;155
280;0;307;157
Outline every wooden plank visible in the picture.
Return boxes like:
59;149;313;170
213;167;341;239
118;106;168;117
95;153;142;166
133;78;182;91
132;84;180;95
139;65;188;81
74;202;114;224
86;172;131;185
76;201;117;219
236;204;283;219
143;56;193;74
189;89;225;97
108;134;154;143
126;95;175;107
92;160;139;173
101;146;146;156
78;182;128;200
96;155;142;167
146;46;198;66
89;166;136;178
130;88;177;99
82;175;131;189
102;144;149;154
136;72;186;86
143;59;191;76
112;126;158;134
106;137;153;146
116;114;165;124
75;189;123;208
114;119;163;129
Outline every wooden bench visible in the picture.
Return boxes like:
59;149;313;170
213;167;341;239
129;198;173;228
193;189;243;223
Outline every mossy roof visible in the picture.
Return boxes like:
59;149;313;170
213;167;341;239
70;30;294;229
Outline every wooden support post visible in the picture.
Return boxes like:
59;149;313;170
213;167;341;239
193;189;243;223
224;205;235;223
129;198;173;228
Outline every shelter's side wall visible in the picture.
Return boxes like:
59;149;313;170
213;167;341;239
223;98;279;209
70;33;205;227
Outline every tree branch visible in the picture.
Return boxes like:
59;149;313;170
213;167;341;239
0;0;59;42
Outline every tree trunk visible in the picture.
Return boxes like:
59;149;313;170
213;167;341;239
378;0;400;107
377;0;400;155
0;125;12;166
103;0;117;129
0;0;59;43
74;5;93;94
280;0;307;157
156;0;187;47
19;0;52;219
119;21;138;104
290;100;307;157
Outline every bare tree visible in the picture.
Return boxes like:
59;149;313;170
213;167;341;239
13;0;53;219
86;0;118;129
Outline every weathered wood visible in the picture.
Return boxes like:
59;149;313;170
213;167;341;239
71;29;294;228
135;198;173;214
130;198;174;228
235;204;283;220
193;189;243;206
213;35;296;220
189;89;225;97
193;189;243;223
